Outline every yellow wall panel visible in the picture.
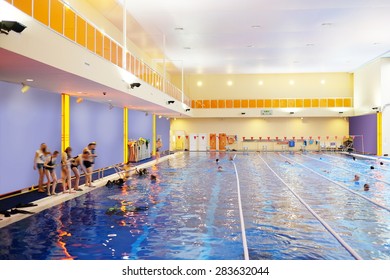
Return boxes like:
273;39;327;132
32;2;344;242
320;99;327;107
218;100;226;108
280;99;287;108
335;98;343;107
233;100;241;108
296;99;303;108
257;99;264;108
304;99;311;108
95;30;103;56
76;16;86;47
287;99;295;107
50;0;64;34
249;99;256;108
203;100;210;109
312;99;319;107
241;100;249;108
191;100;195;108
328;99;335;107
111;41;117;65
14;0;32;16
33;0;49;26
226;100;233;108
86;23;95;52
64;7;75;41
344;98;352;107
126;53;130;71
211;100;218;108
103;36;110;60
5;0;12;3
264;99;271;108
272;99;280;108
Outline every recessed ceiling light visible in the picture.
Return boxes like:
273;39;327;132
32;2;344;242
306;43;314;47
251;25;261;28
227;80;233;86
26;78;34;82
183;47;191;50
77;91;82;94
247;45;255;48
108;99;112;102
197;81;203;87
321;22;333;26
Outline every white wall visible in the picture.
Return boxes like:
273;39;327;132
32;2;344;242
171;117;349;150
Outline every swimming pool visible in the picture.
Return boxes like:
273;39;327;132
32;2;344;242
0;152;389;260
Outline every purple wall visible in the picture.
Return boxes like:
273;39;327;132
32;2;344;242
156;117;170;153
349;114;377;154
128;110;153;141
70;98;123;169
0;81;61;195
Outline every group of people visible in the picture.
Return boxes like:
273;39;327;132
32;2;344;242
353;174;370;191
33;142;97;195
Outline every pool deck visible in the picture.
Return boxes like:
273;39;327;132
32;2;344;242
0;153;178;229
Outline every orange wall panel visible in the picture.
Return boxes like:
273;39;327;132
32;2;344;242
328;99;335;107
280;99;287;108
226;100;233;108
312;99;319;107
264;99;271;108
218;100;226;108
335;98;343;107
249;99;256;108
272;99;279;108
344;98;352;107
320;99;327;107
111;41;117;65
203;100;210;108
103;36;110;60
64;7;75;41
257;99;264;108
33;0;49;25
86;23;95;52
76;16;86;47
287;99;295;107
50;0;64;34
233;100;241;108
117;46;123;68
296;99;303;108
95;30;103;56
304;99;311;108
14;0;32;16
211;100;218;108
191;100;195;108
241;100;249;108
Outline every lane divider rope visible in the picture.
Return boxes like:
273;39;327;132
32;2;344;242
258;154;363;260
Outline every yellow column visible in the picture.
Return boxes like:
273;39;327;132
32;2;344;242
152;114;156;156
377;112;382;156
123;108;128;162
61;94;70;151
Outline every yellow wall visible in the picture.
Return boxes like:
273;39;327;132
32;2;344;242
174;73;353;100
171;117;349;149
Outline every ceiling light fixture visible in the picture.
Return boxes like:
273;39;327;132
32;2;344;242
76;97;83;104
167;100;175;104
26;78;34;82
185;108;190;112
21;83;30;93
251;25;261;28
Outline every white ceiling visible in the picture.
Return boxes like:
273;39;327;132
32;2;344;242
90;0;390;74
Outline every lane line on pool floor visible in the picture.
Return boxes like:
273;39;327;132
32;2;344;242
258;154;363;260
279;153;390;213
300;153;390;186
231;159;250;260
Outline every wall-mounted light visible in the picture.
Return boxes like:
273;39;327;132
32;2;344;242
167;100;175;104
339;111;343;114
158;115;162;119
241;112;246;115
0;21;26;35
289;112;294;114
129;82;141;89
21;83;30;93
76;97;84;104
185;108;190;112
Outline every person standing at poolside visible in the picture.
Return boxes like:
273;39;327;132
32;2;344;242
156;138;162;161
34;143;48;193
82;148;94;187
85;142;97;181
61;147;74;193
44;150;59;195
70;153;83;191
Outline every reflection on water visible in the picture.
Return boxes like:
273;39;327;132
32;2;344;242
0;152;389;259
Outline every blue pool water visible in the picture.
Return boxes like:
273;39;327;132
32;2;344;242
0;152;389;260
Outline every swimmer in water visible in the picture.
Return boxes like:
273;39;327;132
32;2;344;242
217;166;223;172
216;158;219;164
353;174;360;182
364;184;370;191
